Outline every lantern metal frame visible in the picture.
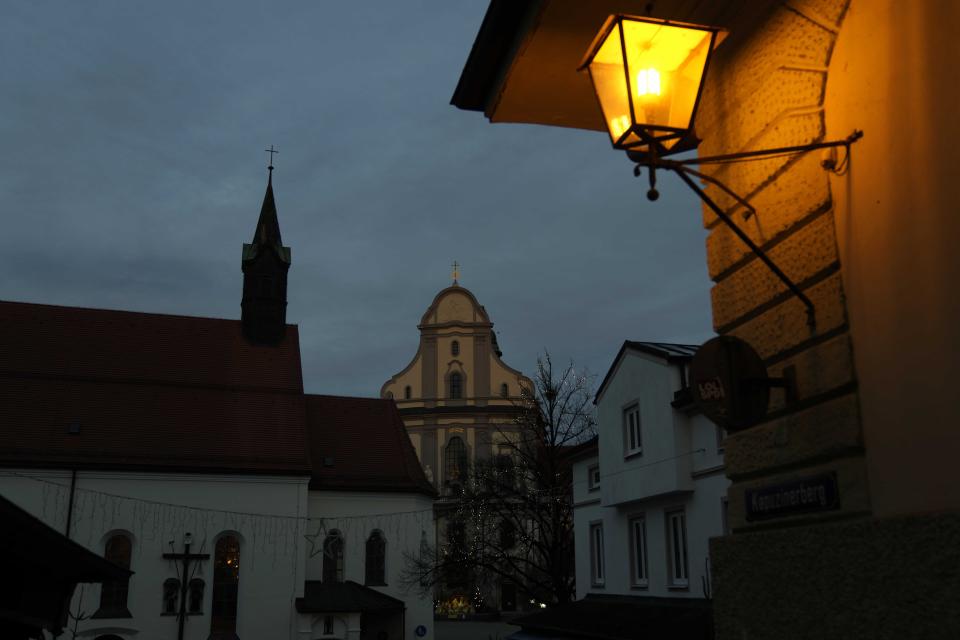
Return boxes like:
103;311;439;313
581;14;863;328
579;15;723;154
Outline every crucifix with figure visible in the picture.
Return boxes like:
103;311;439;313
163;532;210;640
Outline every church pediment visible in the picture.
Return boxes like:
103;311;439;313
419;285;491;328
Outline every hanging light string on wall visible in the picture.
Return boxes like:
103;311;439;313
3;469;434;523
580;14;864;328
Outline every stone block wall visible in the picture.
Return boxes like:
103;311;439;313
695;1;960;636
710;510;960;639
695;0;867;532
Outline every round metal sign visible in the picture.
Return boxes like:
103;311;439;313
415;624;428;637
690;336;770;432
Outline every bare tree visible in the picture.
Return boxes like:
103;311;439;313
402;351;596;607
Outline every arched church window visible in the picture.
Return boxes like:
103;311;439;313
404;385;412;400
501;383;509;398
449;372;463;399
445;436;467;484
500;520;516;550
385;391;394;399
323;530;345;583
162;578;180;614
211;535;240;635
189;578;205;613
97;533;132;617
365;530;387;585
451;340;460;356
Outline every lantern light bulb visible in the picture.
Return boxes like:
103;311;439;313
635;68;662;97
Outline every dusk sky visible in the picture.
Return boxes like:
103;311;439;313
1;2;714;397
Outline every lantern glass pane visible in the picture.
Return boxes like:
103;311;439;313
621;19;712;134
588;22;632;145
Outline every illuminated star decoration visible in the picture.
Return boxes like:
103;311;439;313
304;519;328;558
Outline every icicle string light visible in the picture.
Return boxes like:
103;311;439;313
4;470;432;522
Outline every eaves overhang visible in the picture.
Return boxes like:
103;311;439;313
451;0;768;133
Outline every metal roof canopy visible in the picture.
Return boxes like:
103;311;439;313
451;0;769;133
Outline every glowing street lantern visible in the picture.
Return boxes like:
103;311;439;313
579;15;722;154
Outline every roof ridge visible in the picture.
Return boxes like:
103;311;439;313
305;393;391;402
0;298;301;328
0;370;304;394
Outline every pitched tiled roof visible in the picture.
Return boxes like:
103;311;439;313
0;300;304;391
305;395;435;496
0;300;311;474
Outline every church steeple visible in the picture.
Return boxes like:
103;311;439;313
241;165;291;345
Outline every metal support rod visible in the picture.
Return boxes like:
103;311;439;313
676;130;862;166
65;468;77;538
670;167;817;329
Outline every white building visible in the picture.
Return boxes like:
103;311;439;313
572;342;729;601
0;173;436;640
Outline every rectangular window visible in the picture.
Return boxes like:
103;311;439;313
629;516;648;587
666;509;689;588
589;522;605;587
587;464;600;491
623;404;642;457
716;425;727;453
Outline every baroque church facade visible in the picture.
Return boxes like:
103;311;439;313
380;281;533;612
0;170;435;640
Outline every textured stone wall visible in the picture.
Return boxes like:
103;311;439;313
710;511;960;639
695;0;868;531
694;2;882;637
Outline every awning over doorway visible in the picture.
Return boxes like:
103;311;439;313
295;580;406;614
0;493;132;640
506;594;713;640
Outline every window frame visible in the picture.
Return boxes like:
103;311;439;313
449;372;463;399
162;578;180;615
210;534;241;635
623;402;642;458
188;578;205;614
444;436;468;485
499;519;516;550
451;340;460;356
365;530;387;586
404;385;412;400
589;521;605;587
94;532;133;619
665;509;689;589
587;464;601;491
323;530;345;583
628;515;649;588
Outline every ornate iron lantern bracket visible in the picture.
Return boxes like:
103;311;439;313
628;130;863;329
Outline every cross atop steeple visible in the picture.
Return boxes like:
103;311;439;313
451;261;460;285
265;145;278;172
